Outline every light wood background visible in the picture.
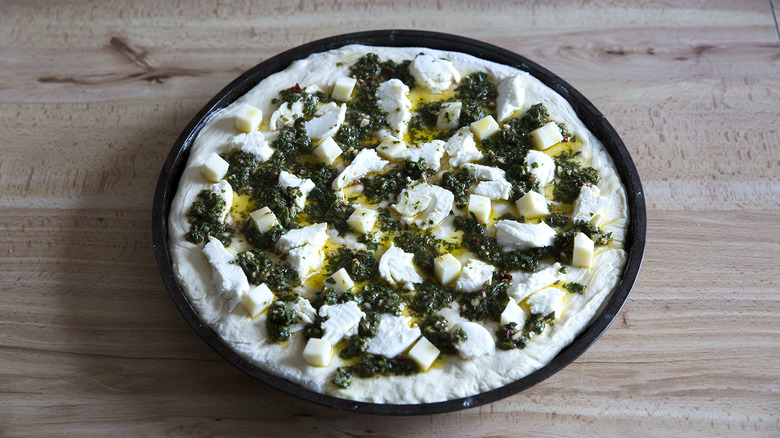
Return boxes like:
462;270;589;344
1;1;778;436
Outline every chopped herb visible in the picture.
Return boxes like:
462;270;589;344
185;190;234;246
266;302;296;343
408;282;455;316
395;231;444;277
326;246;378;283
563;282;586;294
553;150;599;203
458;276;509;321
440;169;475;208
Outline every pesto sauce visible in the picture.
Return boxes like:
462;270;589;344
552;150;600;204
185;190;235;246
496;312;556;350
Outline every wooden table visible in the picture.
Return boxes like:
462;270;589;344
2;1;778;436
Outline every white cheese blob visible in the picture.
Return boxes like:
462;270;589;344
333;148;389;190
409;53;461;92
275;223;329;253
572;185;612;227
495;220;556;251
269;100;304;131
508;262;564;302
474;179;513;200
202;237;249;310
525;149;556;188
304;102;347;140
392;182;454;229
230;131;275;162
526;288;566;317
455;258;495;293
406;139;446;171
278;170;316;210
377;79;412;137
319;301;365;345
453;321;495;359
500;297;527;326
496;74;525;122
462;163;506;181
366;314;421;358
378;242;423;289
207;180;233;223
444;127;482;167
286;296;318;333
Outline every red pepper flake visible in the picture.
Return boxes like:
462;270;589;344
562;135;570;142
501;272;513;281
366;76;374;82
291;83;302;93
475;237;483;244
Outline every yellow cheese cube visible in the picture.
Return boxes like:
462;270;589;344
235;104;263;133
529;122;563;150
242;283;274;318
331;77;357;102
572;232;595;267
326;268;354;293
376;136;408;161
312;136;342;165
437;101;462;130
470;115;499;140
302;338;333;367
408;336;440;371
201;152;229;182
434;253;462;286
500;297;527;326
347;207;378;234
516;191;549;218
249;207;279;233
468;194;492;224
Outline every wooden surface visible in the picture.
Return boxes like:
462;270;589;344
1;0;778;436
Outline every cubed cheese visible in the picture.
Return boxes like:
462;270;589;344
278;170;316;210
437;101;462;130
319;301;365;345
473;179;512;200
525;150;556;187
508;263;564;302
495;220;556;251
529;121;563;150
376;136;408;161
572;185;612;227
202;237;249;309
434;253;462;285
242;283;274;318
406;139;445;171
452;322;495;359
516;191;549;218
572;232;595;267
366;314;421;358
468;194;492;224
331;76;357;102
312;136;342;165
302;338;333;367
527;288;566;317
444;127;482;167
333;148;388;190
326;268;355;293
409;53;461;93
201;152;229;182
470;115;499;140
377;79;412;136
496;75;525;121
455;258;495;293
408;336;440;371
235;104;263;133
249;207;280;233
230;131;275;162
500;297;527;326
378;242;423;289
347;206;378;234
276;223;329;252
305;102;346;140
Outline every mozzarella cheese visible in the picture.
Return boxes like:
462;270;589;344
453;322;495;359
496;75;525;122
495;220;556;251
377;79;412;136
526;288;566;317
455;258;495;293
319;301;365;345
366;314;421;358
474;179;512;200
572;185;612;227
378;242;423;289
269;100;304;130
406;139;445;171
500;297;527;326
305;102;347;140
508;263;564;302
202;237;249;309
444;127;482;167
392;183;454;230
276;223;329;253
525;149;556;187
333;148;389;190
207;180;233;223
409;53;460;92
278;171;316;210
230;131;275;162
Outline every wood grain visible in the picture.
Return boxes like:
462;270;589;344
1;0;778;436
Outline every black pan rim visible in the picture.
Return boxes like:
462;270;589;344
152;29;647;416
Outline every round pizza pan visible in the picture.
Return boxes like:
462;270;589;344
152;29;647;415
